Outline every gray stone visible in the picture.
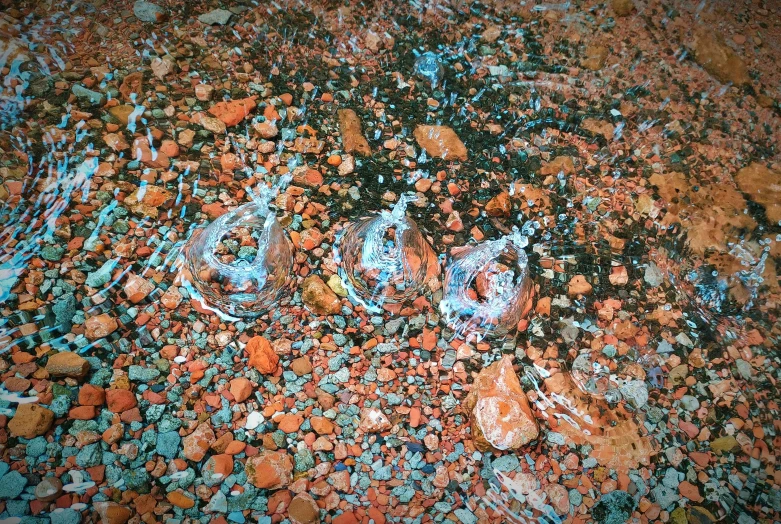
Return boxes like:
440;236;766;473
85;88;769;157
198;8;232;25
644;262;664;287
71;85;105;106
133;0;165;22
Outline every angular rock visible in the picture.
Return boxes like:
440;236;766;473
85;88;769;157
183;423;216;462
133;0;166;22
106;389;136;413
94;502;132;524
246;451;294;490
246;335;280;374
119;72;143;102
124;184;173;219
301;275;341;315
691;27;750;85
734;162;781;223
198;8;232;25
208;97;257;127
200;116;227;134
485;192;511;217
337;109;371;156
124;273;155;303
358;407;391;433
289;492;320;524
413;125;467;161
463;355;539;451
9;404;54;438
229;377;253;403
202;454;233;485
46;351;90;379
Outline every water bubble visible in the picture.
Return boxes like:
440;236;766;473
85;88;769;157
439;229;533;341
182;176;293;317
336;193;439;313
414;51;444;88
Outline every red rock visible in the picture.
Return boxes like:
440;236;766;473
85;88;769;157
289;493;320;524
84;313;118;340
333;513;360;524
225;440;246;455
9;404;54;438
278;414;304;433
301;275;341;315
359;408;391;433
119;72;143;102
46;351;90;379
545;483;570;515
485;192;511;217
246;451;293;490
229;377;253;403
463;355;539;451
368;508;385;524
268;490;293;514
167;491;195;509
160;286;183;309
208;97;257;127
409;407;422;428
124;273;155;303
413;125;467;161
337;109;371;156
79;384;106;406
106;389;137;413
94;502;132;524
183;423;216;462
310;416;335;435
567;274;593;296
69;406;98;420
679;481;704;502
202;454;233;483
3;377;30;392
246;336;279;374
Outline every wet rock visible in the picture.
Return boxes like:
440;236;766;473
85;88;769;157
359;407;391;433
254;120;279;139
289;493;320;524
124;184;173;219
208;97;257;127
337;109;371;156
183;423;216;462
200;116;227;134
485;192;511;217
734;162;781;223
246;451;293;489
246;335;279;374
687;506;718;524
691;27;750;85
302;275;341;315
591;490;636;524
198;8;232;25
46;351;90;379
94;502;132;524
72;84;105;106
124;274;155;303
84;313;118;340
413;125;467;161
119;72;143;102
611;0;635;16
9;404;54;438
151;55;176;80
568;274;593;296
464;355;539;451
109;105;136;126
35;477;63;502
582;44;609;70
711;435;740;455
133;0;166;22
167;491;195;509
644;262;664;287
106;389;136;413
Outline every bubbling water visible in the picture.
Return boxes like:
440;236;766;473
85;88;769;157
335;193;440;313
440;229;533;342
182;176;292;318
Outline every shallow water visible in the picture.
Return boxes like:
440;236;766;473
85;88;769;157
1;0;780;523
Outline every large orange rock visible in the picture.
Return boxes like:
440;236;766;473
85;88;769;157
94;502;132;524
463;355;539;452
9;404;54;438
413;125;467;161
337;109;371;156
691;27;750;85
84;313;118;340
289;492;320;524
735;162;781;223
246;336;279;374
246;451;293;490
106;389;137;413
45;351;90;379
167;491;195;509
208;97;257;127
301;275;341;315
229;377;253;402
